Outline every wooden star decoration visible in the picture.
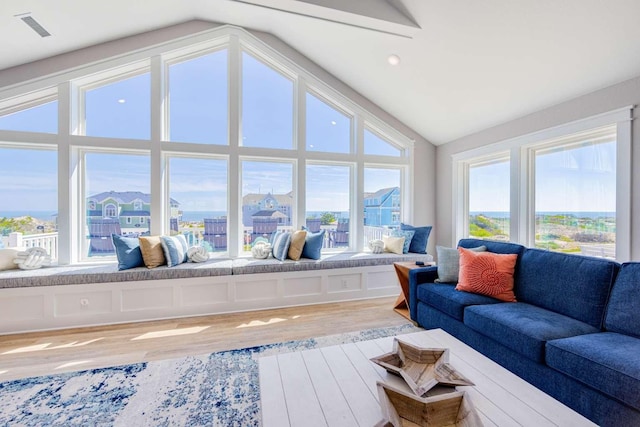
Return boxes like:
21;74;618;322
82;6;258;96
370;338;474;396
374;381;483;427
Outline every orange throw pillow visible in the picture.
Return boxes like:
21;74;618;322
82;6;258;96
456;247;518;302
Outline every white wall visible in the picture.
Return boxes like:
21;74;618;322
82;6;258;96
435;74;640;259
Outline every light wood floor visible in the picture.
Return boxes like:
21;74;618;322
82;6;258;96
0;297;411;382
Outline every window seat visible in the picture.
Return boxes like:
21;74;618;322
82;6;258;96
0;252;432;334
0;252;433;289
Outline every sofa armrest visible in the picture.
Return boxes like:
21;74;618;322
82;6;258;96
408;266;438;320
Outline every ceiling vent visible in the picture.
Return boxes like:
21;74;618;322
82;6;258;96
19;15;51;38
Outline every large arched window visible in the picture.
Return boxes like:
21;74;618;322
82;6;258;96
0;26;412;264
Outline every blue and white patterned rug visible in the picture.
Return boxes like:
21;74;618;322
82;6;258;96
0;323;421;426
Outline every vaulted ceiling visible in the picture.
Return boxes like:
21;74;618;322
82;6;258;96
2;0;640;145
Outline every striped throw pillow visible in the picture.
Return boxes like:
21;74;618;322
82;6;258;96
271;231;292;261
160;235;189;267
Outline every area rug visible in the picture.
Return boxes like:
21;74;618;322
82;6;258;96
0;323;421;426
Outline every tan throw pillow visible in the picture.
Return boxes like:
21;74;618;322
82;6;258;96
288;230;307;261
139;236;166;268
383;235;405;255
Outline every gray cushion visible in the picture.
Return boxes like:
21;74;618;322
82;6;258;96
435;245;486;283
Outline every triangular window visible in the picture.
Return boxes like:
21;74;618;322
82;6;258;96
364;128;401;157
0;101;58;134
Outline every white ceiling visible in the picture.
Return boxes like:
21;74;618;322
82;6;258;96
2;0;640;145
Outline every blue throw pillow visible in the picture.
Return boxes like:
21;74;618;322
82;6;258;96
401;223;433;254
272;231;292;261
302;229;326;260
390;229;415;254
111;234;144;271
160;235;189;267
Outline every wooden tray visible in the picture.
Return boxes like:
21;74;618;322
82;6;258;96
371;338;474;396
375;381;483;427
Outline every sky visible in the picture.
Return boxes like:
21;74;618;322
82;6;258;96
0;50;404;217
469;140;617;213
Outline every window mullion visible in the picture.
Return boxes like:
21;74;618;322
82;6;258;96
228;35;241;257
150;55;165;236
57;81;73;265
354;115;364;252
296;78;307;230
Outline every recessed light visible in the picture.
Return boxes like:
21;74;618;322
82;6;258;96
387;54;401;66
117;99;126;104
331;121;337;125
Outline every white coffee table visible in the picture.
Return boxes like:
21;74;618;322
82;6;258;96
258;328;596;426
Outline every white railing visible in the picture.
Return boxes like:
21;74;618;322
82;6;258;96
3;232;59;261
178;224;391;251
363;226;387;245
0;225;391;260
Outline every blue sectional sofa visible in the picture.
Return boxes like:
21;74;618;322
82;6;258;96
408;238;640;426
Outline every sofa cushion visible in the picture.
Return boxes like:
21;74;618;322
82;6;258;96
434;245;486;283
456;248;517;302
514;249;618;328
605;262;640;339
417;283;503;321
458;238;526;257
546;332;640;410
464;303;599;363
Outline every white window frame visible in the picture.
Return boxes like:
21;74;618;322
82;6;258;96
456;152;511;241
453;106;633;261
0;25;413;264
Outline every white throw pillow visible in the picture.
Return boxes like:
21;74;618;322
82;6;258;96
0;248;20;271
383;236;405;255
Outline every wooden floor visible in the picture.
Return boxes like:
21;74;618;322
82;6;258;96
0;297;410;382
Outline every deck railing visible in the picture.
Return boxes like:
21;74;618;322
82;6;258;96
0;225;391;260
3;232;59;261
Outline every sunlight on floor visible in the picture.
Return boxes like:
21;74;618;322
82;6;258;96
55;360;92;370
2;338;104;355
0;370;7;376
131;326;210;341
236;317;287;328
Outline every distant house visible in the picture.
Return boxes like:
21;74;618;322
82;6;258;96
242;192;292;227
363;187;400;227
86;191;181;234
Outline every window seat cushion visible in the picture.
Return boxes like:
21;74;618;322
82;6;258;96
0;252;433;288
231;252;433;275
0;259;234;289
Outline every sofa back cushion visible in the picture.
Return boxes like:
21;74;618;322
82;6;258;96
605;262;640;338
515;249;618;328
458;239;526;258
